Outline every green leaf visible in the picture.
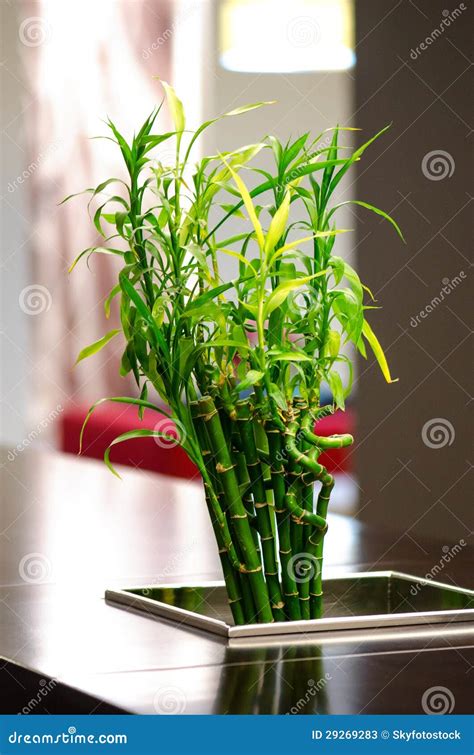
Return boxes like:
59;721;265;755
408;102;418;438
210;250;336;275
324;330;341;358
362;319;398;383
264;189;291;256
328;200;404;241
79;396;170;453
221;156;265;250
119;274;170;359
328;125;391;196
68;247;124;273
263;271;326;318
269;230;346;267
267;349;312;363
75;329;120;365
159;80;185;134
236;370;265;392
218;247;257;274
104;428;181;478
104;284;121;319
184;104;273;163
327;370;345;410
269;382;288;411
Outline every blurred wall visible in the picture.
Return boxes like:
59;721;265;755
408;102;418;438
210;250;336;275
0;2;31;446
354;0;472;542
203;1;356;273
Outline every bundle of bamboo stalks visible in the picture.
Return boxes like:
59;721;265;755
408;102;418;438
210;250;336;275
69;81;402;624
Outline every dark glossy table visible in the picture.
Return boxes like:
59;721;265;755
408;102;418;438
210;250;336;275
1;448;473;715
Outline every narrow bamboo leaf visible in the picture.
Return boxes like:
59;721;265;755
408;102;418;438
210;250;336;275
327;370;345;409
321;128;338;200
119;275;170;359
184;104;274;162
328;125;391;196
267;349;312;362
104;284;121;318
328;200;404;241
263;271;327;318
104;428;181;478
68;247;124;273
269;230;346;266
218;248;257;274
236;370;264;392
362;319;398;383
269;383;287;411
185;280;235;311
79;396;171;453
264;189;291;255
75;329;120;365
159;80;185;134
106;119;132;170
58;188;95;206
325;330;341;358
220;156;265;250
199;339;251;352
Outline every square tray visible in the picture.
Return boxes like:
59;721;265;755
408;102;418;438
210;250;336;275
105;570;474;639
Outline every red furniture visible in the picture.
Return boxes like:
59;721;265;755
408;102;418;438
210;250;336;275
60;403;354;479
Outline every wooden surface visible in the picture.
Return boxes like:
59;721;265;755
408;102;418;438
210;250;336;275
0;448;473;714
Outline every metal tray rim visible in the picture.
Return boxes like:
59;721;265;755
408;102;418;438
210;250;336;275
105;570;474;639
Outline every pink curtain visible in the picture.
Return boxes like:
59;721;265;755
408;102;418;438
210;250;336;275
20;0;173;429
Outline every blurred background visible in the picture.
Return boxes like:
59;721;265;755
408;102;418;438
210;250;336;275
1;0;471;541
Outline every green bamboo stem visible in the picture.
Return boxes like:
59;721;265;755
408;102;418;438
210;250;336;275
197;396;274;623
302;426;354;449
284;423;326;478
266;422;301;621
235;401;285;622
190;403;246;625
309;472;334;619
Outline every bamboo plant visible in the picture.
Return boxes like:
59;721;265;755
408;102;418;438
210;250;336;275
66;81;403;625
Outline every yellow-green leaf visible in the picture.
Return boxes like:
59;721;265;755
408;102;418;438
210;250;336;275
159;80;185;134
269;230;347;267
325;330;341;358
218;248;257;274
75;329;120;365
263;271;326;318
221;156;264;251
362;320;398;383
264;189;291;256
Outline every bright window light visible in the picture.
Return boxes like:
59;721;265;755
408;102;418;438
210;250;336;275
219;0;355;73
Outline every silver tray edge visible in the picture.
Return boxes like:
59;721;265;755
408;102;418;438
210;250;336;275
105;570;474;639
